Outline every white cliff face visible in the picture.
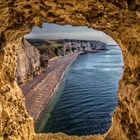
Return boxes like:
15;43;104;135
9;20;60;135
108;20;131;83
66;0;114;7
63;40;107;51
16;38;41;85
15;39;106;84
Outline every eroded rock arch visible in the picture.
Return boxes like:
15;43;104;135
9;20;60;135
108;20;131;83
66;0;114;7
0;0;140;140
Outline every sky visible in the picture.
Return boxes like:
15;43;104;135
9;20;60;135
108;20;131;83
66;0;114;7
24;23;117;45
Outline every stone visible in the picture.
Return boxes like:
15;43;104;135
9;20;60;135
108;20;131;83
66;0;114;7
0;0;140;140
16;38;41;85
62;39;107;51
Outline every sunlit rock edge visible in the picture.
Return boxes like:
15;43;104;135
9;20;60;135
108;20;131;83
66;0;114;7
0;0;140;140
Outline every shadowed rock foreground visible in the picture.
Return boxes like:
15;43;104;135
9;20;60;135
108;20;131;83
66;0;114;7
33;133;103;140
0;0;140;140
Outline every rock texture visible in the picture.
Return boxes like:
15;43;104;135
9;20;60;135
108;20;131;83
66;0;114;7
0;0;140;140
61;39;107;52
33;133;103;140
16;38;40;85
0;40;34;140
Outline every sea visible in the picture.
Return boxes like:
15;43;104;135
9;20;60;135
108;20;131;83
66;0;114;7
41;45;123;136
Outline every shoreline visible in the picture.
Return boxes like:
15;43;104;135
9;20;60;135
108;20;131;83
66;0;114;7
52;53;80;100
35;53;80;132
36;53;80;120
23;52;80;131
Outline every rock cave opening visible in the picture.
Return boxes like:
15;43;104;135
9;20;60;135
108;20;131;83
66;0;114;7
18;22;124;136
1;1;140;140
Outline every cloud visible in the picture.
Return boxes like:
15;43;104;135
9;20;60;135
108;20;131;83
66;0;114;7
24;23;117;45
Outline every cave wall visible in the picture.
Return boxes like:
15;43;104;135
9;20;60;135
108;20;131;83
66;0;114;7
0;40;34;140
0;0;140;140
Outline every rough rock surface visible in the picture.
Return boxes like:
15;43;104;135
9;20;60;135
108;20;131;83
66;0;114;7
0;40;34;140
0;0;140;140
16;38;40;85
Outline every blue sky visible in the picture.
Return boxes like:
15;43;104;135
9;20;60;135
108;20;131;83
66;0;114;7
25;23;117;45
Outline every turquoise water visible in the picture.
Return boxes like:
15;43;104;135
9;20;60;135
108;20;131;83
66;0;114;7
42;45;123;136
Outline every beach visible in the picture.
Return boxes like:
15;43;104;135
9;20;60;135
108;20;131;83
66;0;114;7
21;52;80;122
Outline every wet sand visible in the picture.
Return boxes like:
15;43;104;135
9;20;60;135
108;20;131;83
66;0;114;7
22;53;80;121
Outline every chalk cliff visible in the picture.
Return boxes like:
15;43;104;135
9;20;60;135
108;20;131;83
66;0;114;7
61;39;107;52
16;38;41;85
0;0;140;140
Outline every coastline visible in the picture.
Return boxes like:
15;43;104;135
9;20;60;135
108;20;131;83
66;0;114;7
35;53;80;132
52;53;80;98
23;52;80;132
